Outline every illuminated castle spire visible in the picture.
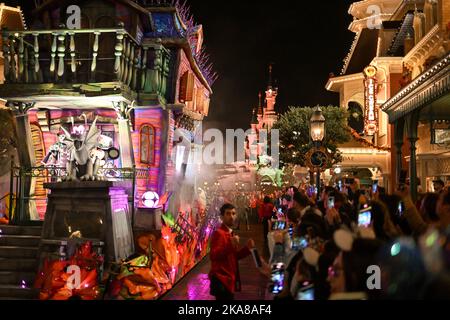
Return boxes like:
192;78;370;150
263;64;278;130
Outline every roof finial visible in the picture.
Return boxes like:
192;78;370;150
268;64;273;88
251;107;259;125
258;91;262;107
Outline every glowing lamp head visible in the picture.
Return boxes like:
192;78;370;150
310;107;326;142
142;191;160;208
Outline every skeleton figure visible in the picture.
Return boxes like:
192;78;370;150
42;133;70;168
61;116;103;181
41;133;70;181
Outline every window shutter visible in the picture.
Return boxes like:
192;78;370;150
196;88;204;113
179;71;194;102
203;97;210;116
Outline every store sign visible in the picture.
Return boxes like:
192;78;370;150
364;66;378;136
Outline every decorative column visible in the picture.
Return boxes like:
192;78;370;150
158;110;171;195
113;102;135;169
144;44;162;94
8;102;36;169
8;102;38;223
406;111;420;201
161;48;171;98
424;0;435;33
114;28;125;81
413;7;425;45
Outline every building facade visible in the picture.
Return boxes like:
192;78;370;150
381;0;450;199
326;0;402;189
326;0;450;197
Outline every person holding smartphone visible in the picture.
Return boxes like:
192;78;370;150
395;185;428;236
209;204;255;300
267;208;302;261
259;196;275;244
324;191;353;237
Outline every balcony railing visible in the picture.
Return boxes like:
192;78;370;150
8;164;155;225
1;27;170;99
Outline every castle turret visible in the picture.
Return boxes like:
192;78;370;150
257;91;264;129
263;65;278;130
265;65;278;113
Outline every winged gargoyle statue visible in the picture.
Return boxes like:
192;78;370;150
60;116;103;181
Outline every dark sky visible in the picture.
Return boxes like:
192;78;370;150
15;0;355;132
186;0;356;132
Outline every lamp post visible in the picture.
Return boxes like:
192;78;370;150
310;106;326;197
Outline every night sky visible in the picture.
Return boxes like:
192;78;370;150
186;0;356;132
15;0;356;132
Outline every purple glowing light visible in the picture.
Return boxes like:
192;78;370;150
72;125;86;136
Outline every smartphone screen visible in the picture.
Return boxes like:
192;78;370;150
292;237;308;251
372;182;378;194
398;201;405;217
328;196;335;209
272;221;286;231
358;208;372;227
297;285;314;301
270;263;285;294
271;221;278;231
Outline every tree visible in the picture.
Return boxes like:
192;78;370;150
273;106;351;169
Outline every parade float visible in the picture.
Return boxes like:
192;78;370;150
30;116;218;300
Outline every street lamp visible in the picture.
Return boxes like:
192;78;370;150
310;106;326;196
310;107;326;144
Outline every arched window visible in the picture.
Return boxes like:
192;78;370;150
347;102;364;134
140;125;155;165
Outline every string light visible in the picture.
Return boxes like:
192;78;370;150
347;127;391;152
341;32;361;75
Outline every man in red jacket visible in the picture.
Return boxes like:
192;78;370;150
209;203;255;300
